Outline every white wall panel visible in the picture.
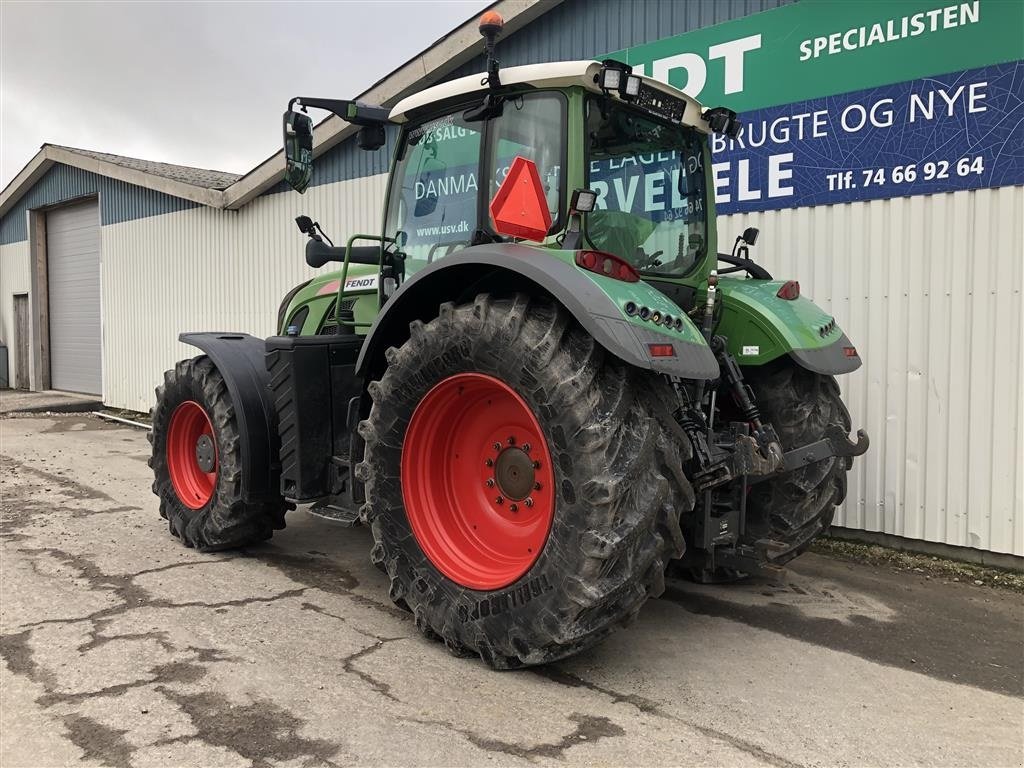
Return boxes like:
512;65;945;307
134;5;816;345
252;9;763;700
720;186;1023;556
0;239;32;387
100;173;388;413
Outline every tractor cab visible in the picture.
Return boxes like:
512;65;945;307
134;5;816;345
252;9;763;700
280;47;740;323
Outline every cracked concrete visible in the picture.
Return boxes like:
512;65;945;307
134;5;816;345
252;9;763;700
1;413;1022;767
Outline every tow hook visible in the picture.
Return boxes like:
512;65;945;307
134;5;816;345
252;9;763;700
779;426;870;473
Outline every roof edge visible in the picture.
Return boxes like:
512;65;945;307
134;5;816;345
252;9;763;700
222;0;559;209
0;145;227;220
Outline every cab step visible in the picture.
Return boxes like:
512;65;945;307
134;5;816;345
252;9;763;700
307;502;361;527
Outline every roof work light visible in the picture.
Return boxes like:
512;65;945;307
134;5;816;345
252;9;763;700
598;60;641;101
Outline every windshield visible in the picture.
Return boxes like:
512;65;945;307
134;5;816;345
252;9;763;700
585;98;708;276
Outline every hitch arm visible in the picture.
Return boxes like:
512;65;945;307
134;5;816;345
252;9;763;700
781;426;870;472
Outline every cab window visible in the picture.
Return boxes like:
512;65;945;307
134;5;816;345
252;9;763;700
487;92;565;233
384;110;482;273
585;98;707;275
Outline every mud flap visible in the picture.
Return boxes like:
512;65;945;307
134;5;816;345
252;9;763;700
178;332;280;502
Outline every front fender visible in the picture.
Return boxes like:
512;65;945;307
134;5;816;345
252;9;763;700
356;244;719;381
178;332;280;502
715;277;862;374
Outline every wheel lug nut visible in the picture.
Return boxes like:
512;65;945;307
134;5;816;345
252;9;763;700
525;498;533;508
532;461;541;469
493;442;502;452
486;478;495;488
485;458;493;467
522;443;531;452
495;496;504;505
507;436;516;445
534;482;542;491
510;503;518;512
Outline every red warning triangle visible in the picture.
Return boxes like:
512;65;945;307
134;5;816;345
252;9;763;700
489;156;552;242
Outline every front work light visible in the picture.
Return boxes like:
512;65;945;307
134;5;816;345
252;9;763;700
570;188;598;213
623;74;641;98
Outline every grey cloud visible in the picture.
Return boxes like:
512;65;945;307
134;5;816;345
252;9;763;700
1;0;490;187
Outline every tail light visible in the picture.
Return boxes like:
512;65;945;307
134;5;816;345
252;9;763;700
648;343;675;357
776;280;800;300
576;250;640;283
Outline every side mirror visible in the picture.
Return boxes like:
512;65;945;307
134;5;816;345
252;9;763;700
742;227;759;246
283;110;314;193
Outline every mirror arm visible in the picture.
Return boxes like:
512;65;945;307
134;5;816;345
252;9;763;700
290;97;393;126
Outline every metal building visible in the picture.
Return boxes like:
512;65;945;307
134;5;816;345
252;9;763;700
1;0;1021;559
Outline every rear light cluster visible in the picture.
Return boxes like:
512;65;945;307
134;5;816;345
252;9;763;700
624;301;684;331
776;280;801;300
818;317;837;338
575;250;640;283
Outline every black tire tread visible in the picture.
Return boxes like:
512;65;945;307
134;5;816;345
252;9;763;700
148;355;287;551
745;360;853;564
357;294;694;668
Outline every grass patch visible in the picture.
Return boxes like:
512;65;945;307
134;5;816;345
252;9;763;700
812;537;1024;593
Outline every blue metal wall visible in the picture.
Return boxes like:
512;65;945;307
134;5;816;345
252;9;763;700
451;0;793;78
1;163;200;244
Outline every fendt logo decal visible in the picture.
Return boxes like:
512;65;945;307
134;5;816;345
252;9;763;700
343;276;377;292
315;275;378;296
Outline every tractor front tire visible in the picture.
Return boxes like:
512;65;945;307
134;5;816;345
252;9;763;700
149;355;288;551
357;295;694;668
744;358;853;563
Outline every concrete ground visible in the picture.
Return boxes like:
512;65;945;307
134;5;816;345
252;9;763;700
0;389;101;415
1;411;1021;768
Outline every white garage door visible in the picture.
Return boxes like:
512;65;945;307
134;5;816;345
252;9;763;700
47;200;102;395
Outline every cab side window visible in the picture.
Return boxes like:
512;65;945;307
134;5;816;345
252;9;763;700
385;112;482;274
488;93;565;233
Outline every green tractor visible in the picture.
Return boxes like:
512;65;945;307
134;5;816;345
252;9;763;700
149;13;867;668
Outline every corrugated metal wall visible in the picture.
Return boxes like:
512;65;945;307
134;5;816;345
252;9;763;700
720;185;1024;556
0;239;32;387
101;173;388;412
93;179;1023;556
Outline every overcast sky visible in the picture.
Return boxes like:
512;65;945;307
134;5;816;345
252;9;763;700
0;0;490;188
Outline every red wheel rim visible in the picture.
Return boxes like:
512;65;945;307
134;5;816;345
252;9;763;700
401;373;555;590
167;401;218;510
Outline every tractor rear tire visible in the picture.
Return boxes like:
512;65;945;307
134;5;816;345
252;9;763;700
149;355;288;551
357;295;694;668
743;358;853;563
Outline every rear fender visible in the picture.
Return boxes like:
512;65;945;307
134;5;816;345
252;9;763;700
356;244;719;381
178;332;279;502
715;278;862;375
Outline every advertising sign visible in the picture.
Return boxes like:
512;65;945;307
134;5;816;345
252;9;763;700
606;0;1024;214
